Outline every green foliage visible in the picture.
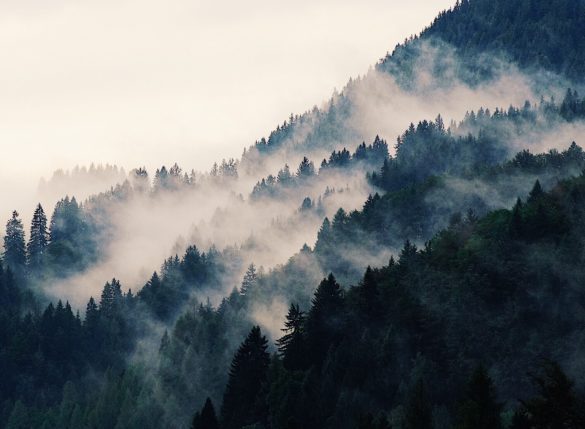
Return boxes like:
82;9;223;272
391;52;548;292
455;366;502;429
27;204;49;271
516;360;585;428
275;304;306;371
221;326;270;429
3;211;26;272
404;380;433;429
47;196;97;274
417;0;585;81
229;175;585;428
137;245;235;321
192;398;220;429
251;137;388;200
4;4;585;426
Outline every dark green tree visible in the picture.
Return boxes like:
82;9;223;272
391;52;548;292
296;157;315;178
240;263;257;295
3;211;26;271
305;273;345;366
519;360;585;428
528;179;544;202
276;303;306;370
221;326;270;429
27;203;49;270
358;413;391;429
192;398;220;429
355;266;381;319
455;365;502;429
99;278;123;317
47;196;95;271
84;297;99;332
404;379;433;429
181;245;206;284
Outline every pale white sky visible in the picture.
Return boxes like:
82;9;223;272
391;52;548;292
0;0;454;185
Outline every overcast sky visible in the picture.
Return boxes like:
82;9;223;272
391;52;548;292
0;0;454;186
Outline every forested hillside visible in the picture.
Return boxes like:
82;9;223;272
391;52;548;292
421;0;585;80
3;0;585;428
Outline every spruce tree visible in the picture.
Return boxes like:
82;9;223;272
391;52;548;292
181;245;205;284
305;274;345;366
276;303;306;370
528;179;544;202
404;379;433;429
221;326;270;429
455;365;502;429
3;211;26;270
99;278;123;316
296;157;315;178
520;360;585;428
240;263;257;295
84;297;99;329
192;398;220;429
356;266;381;319
27;203;49;270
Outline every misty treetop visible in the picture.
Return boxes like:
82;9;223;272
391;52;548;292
3;211;26;272
251;136;389;201
2;197;99;279
203;173;585;429
5;108;585;428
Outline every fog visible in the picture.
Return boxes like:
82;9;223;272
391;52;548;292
4;0;585;340
24;36;585;316
0;0;455;218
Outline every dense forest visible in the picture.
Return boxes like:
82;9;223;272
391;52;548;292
3;0;585;428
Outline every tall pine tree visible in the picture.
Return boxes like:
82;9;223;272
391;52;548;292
27;203;49;270
192;398;220;429
455;365;502;429
240;263;258;295
221;326;270;429
404;379;433;429
276;303;306;370
3;211;26;271
305;273;345;366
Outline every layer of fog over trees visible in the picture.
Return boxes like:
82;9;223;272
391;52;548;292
25;39;582;310
3;0;585;427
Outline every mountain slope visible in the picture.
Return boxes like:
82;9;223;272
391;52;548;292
5;1;585;428
381;0;585;82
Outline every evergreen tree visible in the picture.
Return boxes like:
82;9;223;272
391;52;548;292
510;198;523;237
519;360;585;428
192;398;220;429
47;196;94;271
358;413;391;429
276;303;306;370
27;203;49;270
3;211;26;270
99;278;123;317
508;411;531;429
240;263;257;295
84;297;99;331
277;164;293;184
528;179;544;202
314;217;332;253
455;365;502;429
305;274;345;366
181;245;206;284
296;157;315;178
221;326;270;429
404;379;433;429
356;266;381;319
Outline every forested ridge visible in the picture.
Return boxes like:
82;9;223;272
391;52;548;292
3;0;585;428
